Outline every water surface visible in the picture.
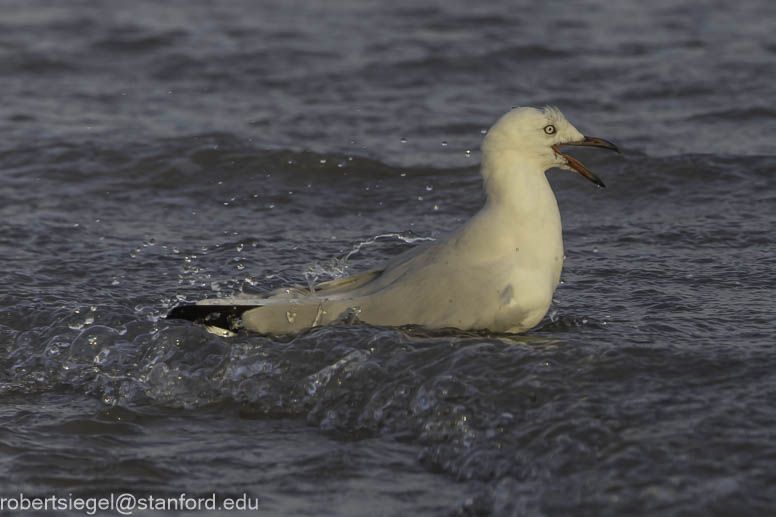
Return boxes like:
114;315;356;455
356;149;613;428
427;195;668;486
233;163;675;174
1;1;775;515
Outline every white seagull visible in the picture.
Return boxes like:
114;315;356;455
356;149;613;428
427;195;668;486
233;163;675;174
167;106;618;335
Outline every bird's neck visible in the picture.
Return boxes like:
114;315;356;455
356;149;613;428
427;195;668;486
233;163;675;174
469;149;564;266
480;149;558;216
446;149;564;298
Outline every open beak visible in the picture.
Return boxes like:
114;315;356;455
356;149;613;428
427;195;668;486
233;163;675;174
552;136;619;188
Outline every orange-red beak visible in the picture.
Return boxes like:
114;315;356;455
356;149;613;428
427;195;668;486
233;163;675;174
552;136;619;188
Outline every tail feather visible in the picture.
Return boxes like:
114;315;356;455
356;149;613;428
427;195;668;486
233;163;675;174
166;303;259;331
166;270;379;334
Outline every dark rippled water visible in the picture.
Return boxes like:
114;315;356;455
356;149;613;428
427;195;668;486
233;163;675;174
2;1;775;516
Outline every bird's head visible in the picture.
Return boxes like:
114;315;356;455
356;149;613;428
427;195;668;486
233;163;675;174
481;106;618;187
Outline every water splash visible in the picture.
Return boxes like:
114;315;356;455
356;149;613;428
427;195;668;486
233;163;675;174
342;231;434;262
302;231;435;290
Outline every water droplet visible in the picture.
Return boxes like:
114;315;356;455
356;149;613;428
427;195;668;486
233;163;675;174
94;347;110;364
319;159;327;164
441;141;448;147
417;196;424;201
425;185;433;191
236;263;245;270
465;149;472;157
433;204;439;211
400;172;407;177
400;137;407;144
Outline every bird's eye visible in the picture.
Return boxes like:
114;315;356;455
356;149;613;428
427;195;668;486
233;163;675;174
544;124;556;135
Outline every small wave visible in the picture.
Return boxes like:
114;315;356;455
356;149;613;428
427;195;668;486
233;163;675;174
0;134;470;196
92;27;187;53
685;106;776;123
0;51;80;75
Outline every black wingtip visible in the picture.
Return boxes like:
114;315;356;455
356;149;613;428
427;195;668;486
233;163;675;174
166;303;257;332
